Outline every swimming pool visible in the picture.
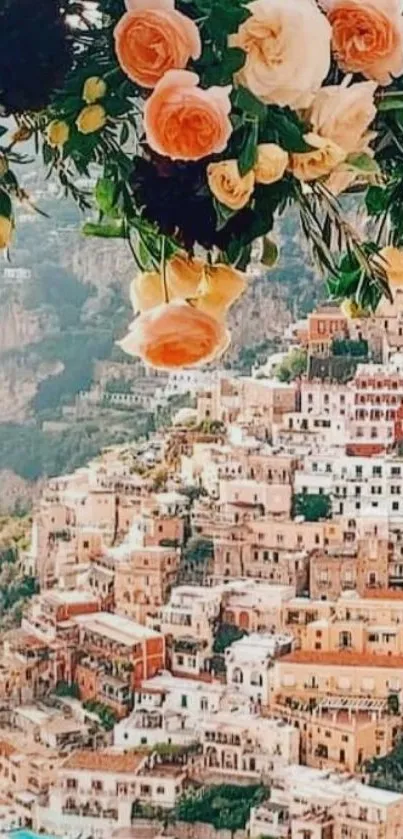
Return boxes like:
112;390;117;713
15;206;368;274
9;830;61;839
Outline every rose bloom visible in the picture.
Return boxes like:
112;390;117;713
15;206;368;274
195;264;247;320
0;217;12;250
130;254;204;312
82;76;107;103
308;81;377;155
76;104;106;134
376;246;403;286
289;132;346;182
325;0;403;84
230;0;331;108
119;301;230;369
207;160;255;210
144;70;232;160
114;0;201;88
254;143;288;184
46;120;69;148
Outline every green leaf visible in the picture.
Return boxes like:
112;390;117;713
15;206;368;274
378;94;403;111
95;177;117;214
365;185;389;216
261;236;279;268
238;118;258;176
264;107;310;152
213;198;237;231
222;47;245;76
82;220;125;238
119;122;130;146
233;86;266;120
0;190;12;219
345;152;380;174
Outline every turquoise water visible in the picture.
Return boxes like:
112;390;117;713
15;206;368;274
10;831;60;839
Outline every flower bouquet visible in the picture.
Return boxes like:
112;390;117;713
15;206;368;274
2;0;403;368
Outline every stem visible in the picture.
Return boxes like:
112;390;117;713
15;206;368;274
124;223;142;271
161;235;169;303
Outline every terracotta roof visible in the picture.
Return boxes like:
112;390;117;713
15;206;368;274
280;650;403;669
362;589;403;600
62;750;145;773
0;740;17;758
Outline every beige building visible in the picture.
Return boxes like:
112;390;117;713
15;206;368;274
250;764;403;839
37;750;188;838
114;545;180;624
272;649;403;704
202;711;299;779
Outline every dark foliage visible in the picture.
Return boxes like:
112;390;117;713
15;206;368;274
0;0;72;112
130;155;274;252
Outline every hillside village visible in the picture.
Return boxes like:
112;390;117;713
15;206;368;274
2;287;403;838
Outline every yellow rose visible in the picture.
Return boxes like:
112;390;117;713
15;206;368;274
375;246;403;287
76;104;106;135
195;264;247;321
0;217;13;250
289;132;346;182
130;254;204;313
83;77;107;104
207;160;254;210
340;299;367;319
46;120;70;148
254;144;288;185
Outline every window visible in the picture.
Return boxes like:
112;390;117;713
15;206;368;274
181;694;188;708
156;785;165;794
92;780;103;791
83;540;89;549
67;778;77;789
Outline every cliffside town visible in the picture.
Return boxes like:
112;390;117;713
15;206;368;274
2;288;403;839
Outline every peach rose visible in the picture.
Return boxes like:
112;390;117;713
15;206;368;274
375;246;403;286
324;0;403;84
230;0;331;108
308;81;377;155
254;143;288;184
144;70;232;160
207;160;255;210
114;0;201;88
195;264;247;320
130;254;204;313
119;301;230;369
289;132;346;182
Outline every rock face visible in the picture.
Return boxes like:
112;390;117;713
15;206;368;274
0;470;37;513
0;298;57;354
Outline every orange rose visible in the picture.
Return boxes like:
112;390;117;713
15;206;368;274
144;70;232;160
114;0;201;88
119;301;230;369
326;0;403;84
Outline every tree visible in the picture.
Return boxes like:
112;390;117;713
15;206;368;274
213;623;247;654
180;537;214;584
55;680;80;698
275;348;307;383
292;493;331;522
175;784;268;831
